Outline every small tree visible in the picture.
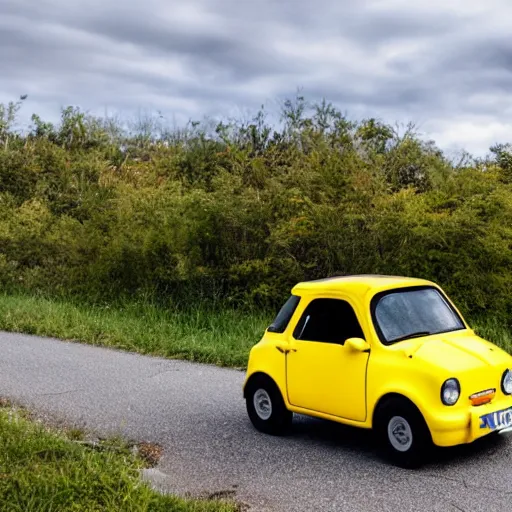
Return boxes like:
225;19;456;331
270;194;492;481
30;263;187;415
490;143;512;183
0;95;27;149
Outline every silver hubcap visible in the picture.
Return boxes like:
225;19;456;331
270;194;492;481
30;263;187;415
388;416;413;452
253;388;272;421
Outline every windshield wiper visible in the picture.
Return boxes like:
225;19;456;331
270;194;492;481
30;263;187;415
389;331;432;343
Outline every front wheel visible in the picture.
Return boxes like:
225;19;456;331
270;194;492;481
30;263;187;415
246;375;292;435
375;397;432;468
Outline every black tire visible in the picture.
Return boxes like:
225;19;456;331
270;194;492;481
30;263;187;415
374;397;432;469
246;374;292;435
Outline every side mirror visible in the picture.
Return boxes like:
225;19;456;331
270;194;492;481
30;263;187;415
345;338;370;353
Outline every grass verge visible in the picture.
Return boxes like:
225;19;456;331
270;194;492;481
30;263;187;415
0;403;237;512
0;293;271;368
0;293;509;369
471;315;512;354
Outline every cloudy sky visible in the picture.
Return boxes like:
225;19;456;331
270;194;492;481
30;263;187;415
2;0;512;155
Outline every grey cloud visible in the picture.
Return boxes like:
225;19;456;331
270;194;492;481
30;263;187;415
79;17;289;81
1;0;512;154
439;38;512;77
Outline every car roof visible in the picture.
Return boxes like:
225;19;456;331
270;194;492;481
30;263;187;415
291;274;436;296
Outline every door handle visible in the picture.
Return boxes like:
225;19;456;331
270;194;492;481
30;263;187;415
275;345;297;354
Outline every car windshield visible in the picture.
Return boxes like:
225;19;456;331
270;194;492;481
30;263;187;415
373;287;465;344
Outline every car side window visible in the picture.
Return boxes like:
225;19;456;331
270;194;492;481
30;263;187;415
268;295;301;333
293;298;365;345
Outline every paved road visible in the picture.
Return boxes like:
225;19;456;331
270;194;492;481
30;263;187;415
1;332;511;511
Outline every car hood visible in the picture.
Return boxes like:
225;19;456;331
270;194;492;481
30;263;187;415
401;331;512;373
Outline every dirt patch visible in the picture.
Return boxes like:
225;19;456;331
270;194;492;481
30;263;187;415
0;397;13;408
135;442;164;467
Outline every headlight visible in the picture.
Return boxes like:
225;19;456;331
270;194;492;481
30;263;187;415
502;370;512;395
441;378;460;406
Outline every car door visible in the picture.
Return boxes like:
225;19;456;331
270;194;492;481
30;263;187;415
285;297;370;421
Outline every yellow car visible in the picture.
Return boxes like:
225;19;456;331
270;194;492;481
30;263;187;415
243;275;512;467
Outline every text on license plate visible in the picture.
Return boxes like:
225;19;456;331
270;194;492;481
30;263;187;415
480;407;512;430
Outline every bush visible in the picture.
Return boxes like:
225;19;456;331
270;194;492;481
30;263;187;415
0;97;511;321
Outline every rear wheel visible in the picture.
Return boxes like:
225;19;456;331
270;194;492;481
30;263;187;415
246;375;292;435
375;397;432;468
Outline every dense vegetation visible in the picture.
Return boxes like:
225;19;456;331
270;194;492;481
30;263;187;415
1;95;512;324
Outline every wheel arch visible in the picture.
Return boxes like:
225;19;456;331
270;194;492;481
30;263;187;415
372;392;426;428
243;372;281;399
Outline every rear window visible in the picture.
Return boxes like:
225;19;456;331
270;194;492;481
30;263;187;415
267;295;301;333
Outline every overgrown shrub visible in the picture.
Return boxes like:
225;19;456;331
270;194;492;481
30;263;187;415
0;96;511;320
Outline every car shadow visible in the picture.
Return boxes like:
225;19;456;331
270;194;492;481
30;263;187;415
288;414;378;459
284;414;510;468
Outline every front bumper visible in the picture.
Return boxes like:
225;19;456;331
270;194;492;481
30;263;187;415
429;398;512;447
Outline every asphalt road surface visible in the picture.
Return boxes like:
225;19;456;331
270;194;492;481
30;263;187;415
1;331;511;511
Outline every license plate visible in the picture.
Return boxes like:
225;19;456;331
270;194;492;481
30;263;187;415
480;407;512;431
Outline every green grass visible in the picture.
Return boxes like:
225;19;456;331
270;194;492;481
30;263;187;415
0;405;237;512
0;293;509;369
472;316;512;354
0;293;271;368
